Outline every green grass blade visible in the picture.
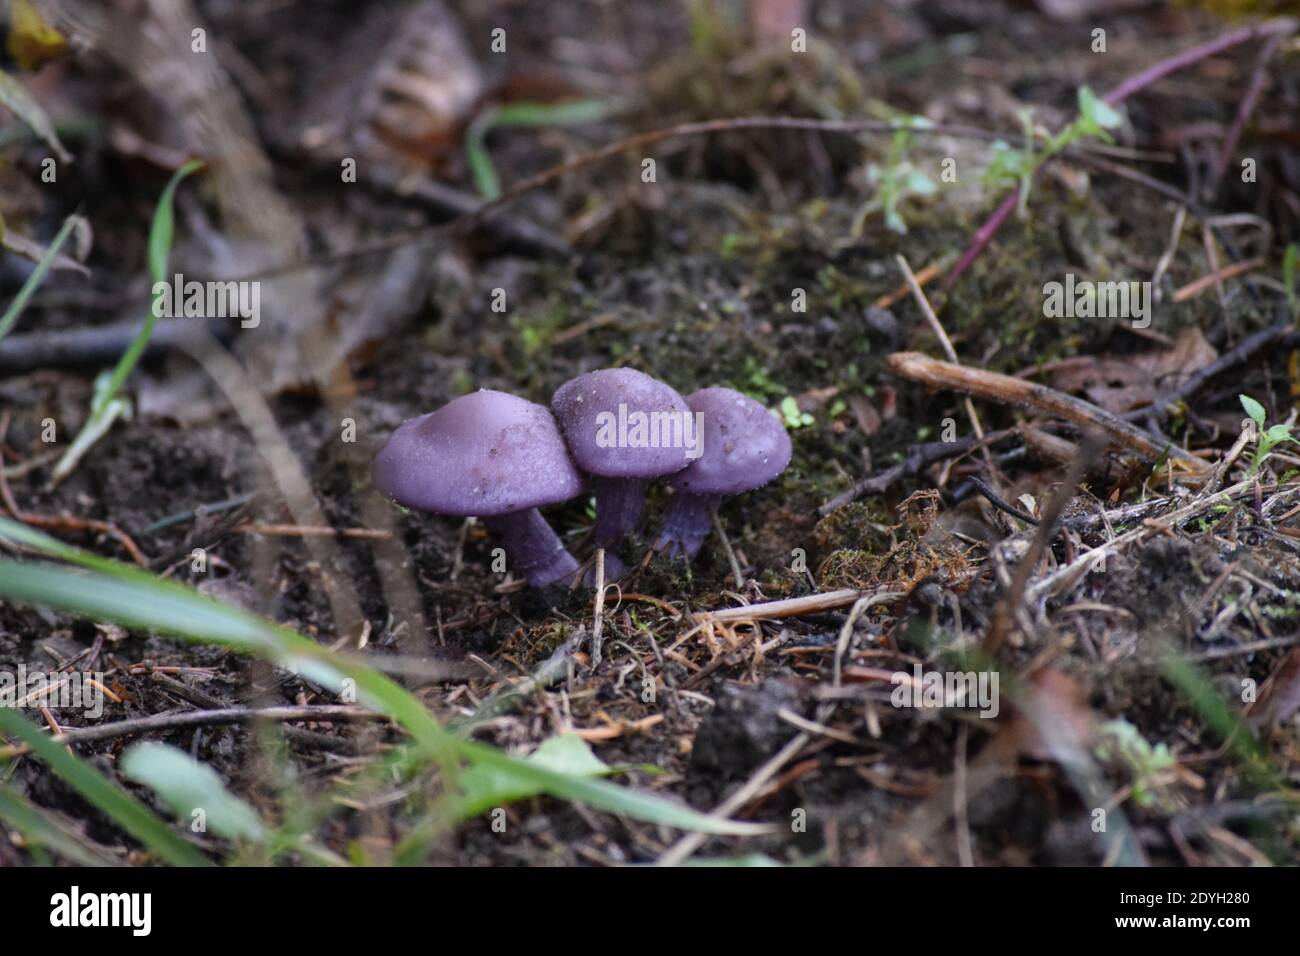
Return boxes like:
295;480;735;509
98;159;204;412
466;99;617;200
0;517;765;836
0;553;453;758
0;708;210;866
458;739;770;835
0;785;118;865
465;107;503;200
0;67;71;162
0;213;80;343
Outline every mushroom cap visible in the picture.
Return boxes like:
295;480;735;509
373;389;583;516
551;368;692;479
668;387;792;496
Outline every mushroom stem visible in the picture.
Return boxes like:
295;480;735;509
481;509;580;587
654;492;723;560
592;476;648;549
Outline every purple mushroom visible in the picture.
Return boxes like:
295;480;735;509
655;387;792;560
551;368;694;571
372;389;584;587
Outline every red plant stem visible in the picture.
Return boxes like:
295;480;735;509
1208;30;1290;197
1099;18;1294;106
942;18;1297;291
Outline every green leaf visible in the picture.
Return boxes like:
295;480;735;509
457;733;611;816
0;213;80;343
904;169;937;195
0;708;210;866
1078;85;1122;130
147;161;204;283
1264;423;1294;444
120;743;267;843
0;67;70;161
1239;394;1267;428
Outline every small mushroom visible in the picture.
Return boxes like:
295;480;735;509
372;389;584;587
551;368;694;571
655;387;792;560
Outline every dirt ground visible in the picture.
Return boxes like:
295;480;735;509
2;0;1300;866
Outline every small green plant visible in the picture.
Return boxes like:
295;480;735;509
982;86;1123;216
1093;719;1176;809
777;395;814;430
858;118;936;235
741;357;787;400
1240;394;1298;478
0;212;80;343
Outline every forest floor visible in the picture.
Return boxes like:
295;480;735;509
1;0;1299;866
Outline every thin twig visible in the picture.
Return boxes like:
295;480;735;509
591;550;607;668
983;434;1102;653
966;476;1040;526
655;732;803;866
711;512;745;590
896;254;992;469
1208;30;1290;197
1121;315;1293;422
817;429;1017;517
697;588;901;624
231;522;393;540
0;414;148;566
0;704;383;759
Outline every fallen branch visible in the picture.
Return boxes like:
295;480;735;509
886;351;1209;472
0;318;233;374
817;429;1015;517
0;704;383;759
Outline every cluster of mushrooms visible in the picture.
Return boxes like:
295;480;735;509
372;368;792;588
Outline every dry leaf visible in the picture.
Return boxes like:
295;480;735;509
6;0;67;71
1246;648;1300;731
1049;327;1218;413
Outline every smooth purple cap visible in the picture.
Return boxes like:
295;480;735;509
668;387;792;495
373;389;583;516
551;368;692;479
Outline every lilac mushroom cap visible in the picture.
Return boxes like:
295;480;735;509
373;389;584;587
552;368;693;567
655;387;792;560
